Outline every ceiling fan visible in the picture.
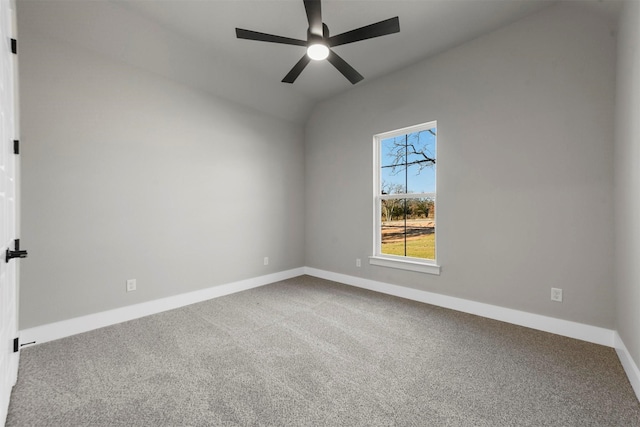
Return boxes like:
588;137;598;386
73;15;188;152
235;0;400;84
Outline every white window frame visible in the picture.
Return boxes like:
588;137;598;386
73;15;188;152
370;121;441;275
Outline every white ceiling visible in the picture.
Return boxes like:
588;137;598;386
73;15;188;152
116;0;558;102
21;0;621;122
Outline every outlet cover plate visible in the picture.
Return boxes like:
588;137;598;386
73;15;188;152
126;279;137;292
551;287;562;302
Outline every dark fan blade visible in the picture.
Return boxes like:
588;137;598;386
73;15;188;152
328;16;400;47
236;28;307;46
327;50;363;84
282;55;312;83
304;0;323;36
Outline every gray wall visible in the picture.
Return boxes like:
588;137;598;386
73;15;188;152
15;1;313;124
615;0;640;371
305;2;617;328
18;9;305;328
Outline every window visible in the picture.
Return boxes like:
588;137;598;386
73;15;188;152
370;121;440;275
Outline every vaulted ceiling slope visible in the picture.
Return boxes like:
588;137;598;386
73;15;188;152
20;1;620;124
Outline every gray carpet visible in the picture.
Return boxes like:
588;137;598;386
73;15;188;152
7;275;640;426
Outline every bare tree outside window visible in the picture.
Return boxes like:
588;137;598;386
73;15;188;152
382;129;436;181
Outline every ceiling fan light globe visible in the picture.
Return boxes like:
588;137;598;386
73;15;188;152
307;43;329;60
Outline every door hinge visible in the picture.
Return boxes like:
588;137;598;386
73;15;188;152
13;139;19;155
10;38;16;55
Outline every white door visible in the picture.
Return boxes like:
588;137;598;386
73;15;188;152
0;0;19;423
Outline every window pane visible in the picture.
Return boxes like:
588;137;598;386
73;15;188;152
381;136;406;194
380;198;435;260
406;130;436;193
406;163;435;194
381;199;407;256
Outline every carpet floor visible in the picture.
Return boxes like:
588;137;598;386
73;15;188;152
7;275;640;426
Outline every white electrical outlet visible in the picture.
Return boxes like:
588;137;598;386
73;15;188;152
264;257;269;266
551;287;562;302
356;258;361;267
126;279;137;292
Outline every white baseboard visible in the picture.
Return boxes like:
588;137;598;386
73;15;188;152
19;267;305;347
614;332;640;402
304;267;615;348
20;266;618;350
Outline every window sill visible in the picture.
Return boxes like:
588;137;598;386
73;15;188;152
369;256;441;275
